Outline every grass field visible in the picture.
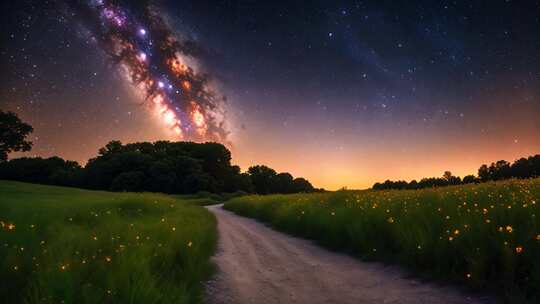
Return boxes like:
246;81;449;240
0;181;217;304
224;178;540;303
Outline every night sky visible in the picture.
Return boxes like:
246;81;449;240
1;0;539;189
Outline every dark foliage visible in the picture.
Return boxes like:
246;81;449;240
0;140;315;195
80;140;256;194
0;110;33;161
0;156;82;187
373;154;540;190
247;165;315;194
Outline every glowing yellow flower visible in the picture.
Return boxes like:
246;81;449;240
505;225;513;233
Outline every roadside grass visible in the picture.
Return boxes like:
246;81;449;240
175;191;248;206
224;178;540;303
0;180;217;304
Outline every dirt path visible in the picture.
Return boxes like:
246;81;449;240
205;205;493;304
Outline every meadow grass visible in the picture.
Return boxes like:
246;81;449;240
173;191;247;206
0;181;217;304
224;178;540;303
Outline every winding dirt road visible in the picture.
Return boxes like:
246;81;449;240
205;205;493;304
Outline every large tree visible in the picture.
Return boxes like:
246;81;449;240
247;165;277;194
0;110;33;161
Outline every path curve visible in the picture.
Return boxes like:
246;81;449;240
205;204;493;304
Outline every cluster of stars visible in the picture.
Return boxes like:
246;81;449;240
71;0;228;141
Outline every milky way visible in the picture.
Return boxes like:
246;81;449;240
68;0;228;142
3;1;539;189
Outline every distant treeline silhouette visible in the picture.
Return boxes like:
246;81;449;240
372;154;540;190
0;110;316;195
0;140;317;195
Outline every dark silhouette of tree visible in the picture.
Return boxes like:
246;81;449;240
147;161;179;193
275;172;294;193
0;139;317;195
442;171;453;181
247;165;277;194
0;157;81;186
489;160;511;180
373;154;540;190
292;177;314;193
245;165;315;194
511;157;531;178
462;175;477;184
0;110;33;161
442;171;461;185
110;171;146;192
478;164;490;182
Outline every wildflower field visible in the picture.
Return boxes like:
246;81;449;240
0;181;217;304
224;178;540;303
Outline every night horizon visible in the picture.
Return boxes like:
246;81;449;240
2;0;539;190
1;1;540;303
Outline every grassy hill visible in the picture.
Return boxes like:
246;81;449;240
0;181;217;304
224;178;540;303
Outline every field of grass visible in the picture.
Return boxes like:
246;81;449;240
173;191;247;206
224;178;540;303
0;181;217;304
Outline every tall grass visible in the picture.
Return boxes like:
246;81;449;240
0;181;217;304
224;178;540;303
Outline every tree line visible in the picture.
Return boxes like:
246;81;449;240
373;154;540;190
0;110;316;195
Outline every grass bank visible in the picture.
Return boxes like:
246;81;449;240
0;181;217;304
224;178;540;303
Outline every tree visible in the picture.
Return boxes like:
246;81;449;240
478;164;490;182
462;175;477;184
110;171;146;192
147;161;179;193
489;160;511;180
292;177;314;193
0;138;318;195
275;172;294;193
0;156;81;185
0;110;33;161
248;165;277;194
442;171;453;181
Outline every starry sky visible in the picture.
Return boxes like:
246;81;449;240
1;0;539;190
